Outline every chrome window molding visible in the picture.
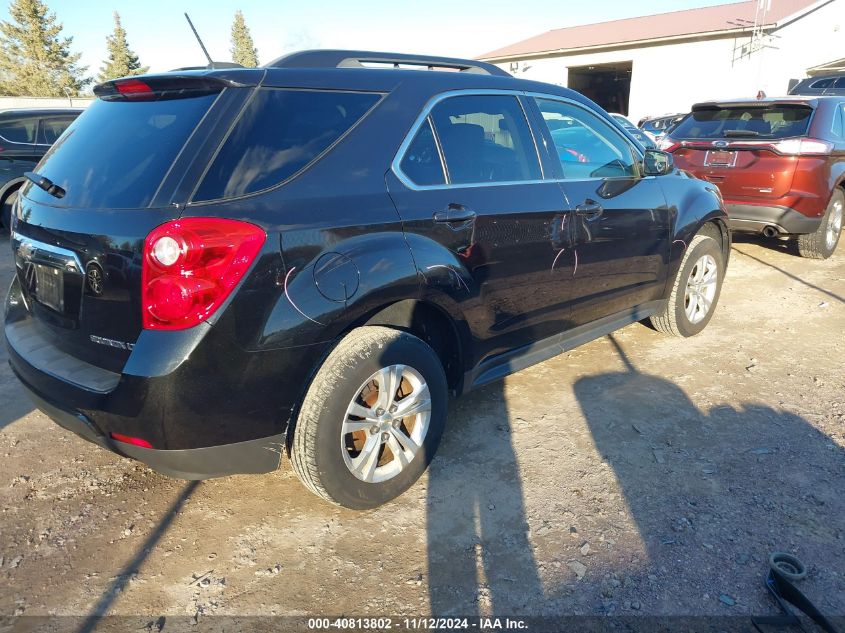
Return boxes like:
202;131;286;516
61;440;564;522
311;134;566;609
391;88;548;191
391;88;646;191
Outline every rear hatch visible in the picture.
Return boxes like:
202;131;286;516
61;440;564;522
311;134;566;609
9;73;254;373
665;102;815;200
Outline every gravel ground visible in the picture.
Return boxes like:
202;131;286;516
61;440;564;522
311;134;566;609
0;234;843;631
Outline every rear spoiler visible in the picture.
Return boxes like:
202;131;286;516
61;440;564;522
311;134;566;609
93;73;260;102
692;99;818;111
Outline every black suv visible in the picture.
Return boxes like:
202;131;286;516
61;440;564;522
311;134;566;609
3;51;730;509
0;108;83;233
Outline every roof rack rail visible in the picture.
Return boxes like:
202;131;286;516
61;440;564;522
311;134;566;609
266;49;511;77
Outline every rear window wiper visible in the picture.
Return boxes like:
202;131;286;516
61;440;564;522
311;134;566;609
24;171;65;199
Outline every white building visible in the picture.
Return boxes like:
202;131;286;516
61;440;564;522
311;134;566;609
478;0;844;124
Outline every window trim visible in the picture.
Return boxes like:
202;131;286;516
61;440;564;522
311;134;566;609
399;116;448;187
392;89;645;190
391;89;548;191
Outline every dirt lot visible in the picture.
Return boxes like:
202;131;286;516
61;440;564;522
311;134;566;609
0;234;843;630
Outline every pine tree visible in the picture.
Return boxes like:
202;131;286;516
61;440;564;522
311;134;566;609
98;12;148;82
230;10;258;68
0;0;89;96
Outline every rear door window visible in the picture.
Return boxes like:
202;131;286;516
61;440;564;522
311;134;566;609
399;118;446;186
671;105;813;139
427;94;541;185
0;116;37;144
25;94;218;209
193;89;381;201
37;115;78;145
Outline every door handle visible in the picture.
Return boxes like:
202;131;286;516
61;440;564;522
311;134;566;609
434;204;477;225
575;200;603;219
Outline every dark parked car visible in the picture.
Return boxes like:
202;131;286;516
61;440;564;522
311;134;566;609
638;113;686;142
661;97;845;258
789;73;845;96
0;108;83;233
4;51;730;509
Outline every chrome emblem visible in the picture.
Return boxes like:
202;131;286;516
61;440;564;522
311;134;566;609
712;140;729;148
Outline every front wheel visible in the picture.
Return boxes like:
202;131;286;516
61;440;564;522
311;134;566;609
797;189;843;259
290;326;448;509
650;227;725;337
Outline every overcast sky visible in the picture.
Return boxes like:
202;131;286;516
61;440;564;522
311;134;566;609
3;0;742;77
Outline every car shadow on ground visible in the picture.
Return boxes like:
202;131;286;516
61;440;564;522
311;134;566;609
426;333;845;619
731;237;844;305
571;335;845;616
426;378;545;616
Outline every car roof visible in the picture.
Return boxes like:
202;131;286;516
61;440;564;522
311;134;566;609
120;50;597;109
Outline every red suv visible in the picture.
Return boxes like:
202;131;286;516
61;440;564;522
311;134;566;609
661;97;845;258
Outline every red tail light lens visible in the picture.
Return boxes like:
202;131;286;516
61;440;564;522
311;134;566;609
657;137;680;152
115;78;155;101
142;218;266;330
110;432;153;449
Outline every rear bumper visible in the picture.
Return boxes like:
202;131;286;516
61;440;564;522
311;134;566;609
725;203;822;235
15;377;284;480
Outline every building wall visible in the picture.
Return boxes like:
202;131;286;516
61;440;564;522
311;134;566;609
495;0;843;123
0;96;94;111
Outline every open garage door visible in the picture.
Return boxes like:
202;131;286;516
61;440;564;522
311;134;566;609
567;61;632;115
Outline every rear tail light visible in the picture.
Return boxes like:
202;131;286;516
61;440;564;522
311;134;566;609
142;218;266;330
769;138;833;156
110;432;153;449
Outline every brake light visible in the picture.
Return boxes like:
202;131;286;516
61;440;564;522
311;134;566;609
110;432;153;449
769;138;833;156
142;218;266;330
115;78;155;101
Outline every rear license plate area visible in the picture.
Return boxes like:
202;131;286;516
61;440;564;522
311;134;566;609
33;263;65;312
704;150;737;167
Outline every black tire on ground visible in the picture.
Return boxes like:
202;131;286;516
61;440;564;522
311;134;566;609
797;189;843;259
290;325;448;509
650;226;725;337
1;190;17;235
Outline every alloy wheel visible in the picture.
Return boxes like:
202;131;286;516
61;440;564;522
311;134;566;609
341;364;431;483
826;199;843;251
684;254;718;324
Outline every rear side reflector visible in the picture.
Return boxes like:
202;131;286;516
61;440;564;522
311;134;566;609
142;218;266;330
110;433;153;449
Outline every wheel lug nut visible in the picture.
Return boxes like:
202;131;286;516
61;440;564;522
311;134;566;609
370;425;379;434
381;432;389;441
393;420;400;428
376;408;384;415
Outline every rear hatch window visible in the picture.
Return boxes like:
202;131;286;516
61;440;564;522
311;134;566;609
671;104;813;140
24;91;218;209
192;89;381;201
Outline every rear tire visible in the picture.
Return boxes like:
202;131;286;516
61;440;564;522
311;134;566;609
650;227;725;337
1;190;17;236
797;189;843;259
290;326;448;510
